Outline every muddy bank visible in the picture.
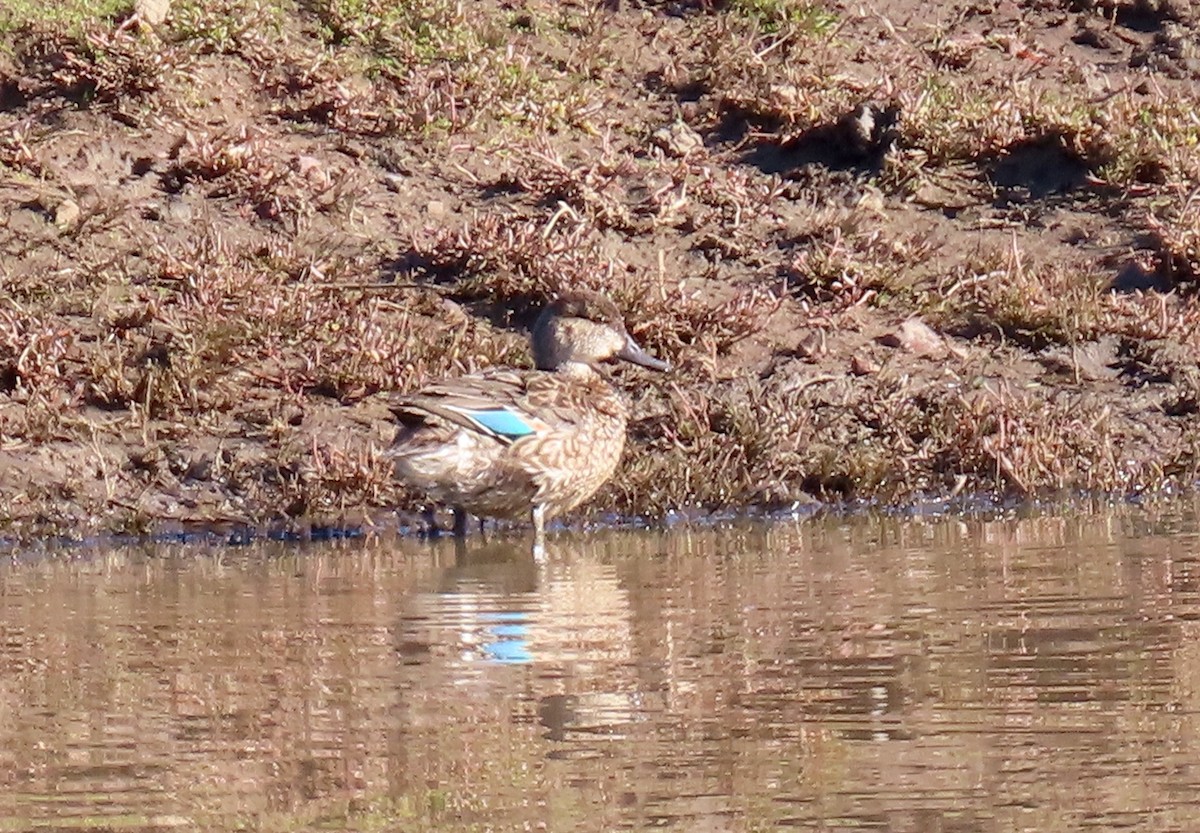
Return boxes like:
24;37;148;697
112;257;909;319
2;0;1200;539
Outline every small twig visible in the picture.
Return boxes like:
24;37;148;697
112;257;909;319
793;373;841;392
307;282;439;293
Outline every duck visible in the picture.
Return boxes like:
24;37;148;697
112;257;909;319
389;290;670;549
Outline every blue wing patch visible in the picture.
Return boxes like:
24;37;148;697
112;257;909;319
465;408;538;439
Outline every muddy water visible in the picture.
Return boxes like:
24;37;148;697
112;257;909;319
3;509;1200;832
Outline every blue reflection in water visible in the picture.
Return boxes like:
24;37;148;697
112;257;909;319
480;611;533;664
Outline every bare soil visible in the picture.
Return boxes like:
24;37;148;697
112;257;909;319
3;0;1200;540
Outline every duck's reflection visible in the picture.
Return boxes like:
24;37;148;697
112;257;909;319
396;537;641;738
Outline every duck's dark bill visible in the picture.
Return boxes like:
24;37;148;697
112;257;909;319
617;335;671;372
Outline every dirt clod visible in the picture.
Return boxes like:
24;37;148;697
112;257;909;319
879;319;951;359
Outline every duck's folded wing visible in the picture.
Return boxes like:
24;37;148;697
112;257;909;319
390;370;578;444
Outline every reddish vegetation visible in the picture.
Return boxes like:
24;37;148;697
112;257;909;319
2;0;1200;539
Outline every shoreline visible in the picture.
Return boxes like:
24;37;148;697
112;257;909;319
3;487;1193;554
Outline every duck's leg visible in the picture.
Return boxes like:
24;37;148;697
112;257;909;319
452;507;469;538
531;504;546;560
422;507;441;538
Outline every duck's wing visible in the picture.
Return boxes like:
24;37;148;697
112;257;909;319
391;369;580;445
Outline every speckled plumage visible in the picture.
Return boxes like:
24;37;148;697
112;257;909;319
389;291;669;546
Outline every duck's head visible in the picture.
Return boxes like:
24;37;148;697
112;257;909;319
532;291;671;373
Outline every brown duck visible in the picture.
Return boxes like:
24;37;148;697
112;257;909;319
390;291;670;547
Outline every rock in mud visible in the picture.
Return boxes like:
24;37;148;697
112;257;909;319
651;120;704;158
837;101;901;160
851;351;881;376
54;198;80;229
878;318;950;359
134;0;172;26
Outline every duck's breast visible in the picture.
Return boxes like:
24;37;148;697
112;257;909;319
516;382;630;517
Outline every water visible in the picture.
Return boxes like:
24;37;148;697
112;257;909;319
3;506;1200;832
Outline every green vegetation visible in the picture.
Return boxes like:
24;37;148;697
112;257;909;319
0;0;129;34
729;0;838;33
